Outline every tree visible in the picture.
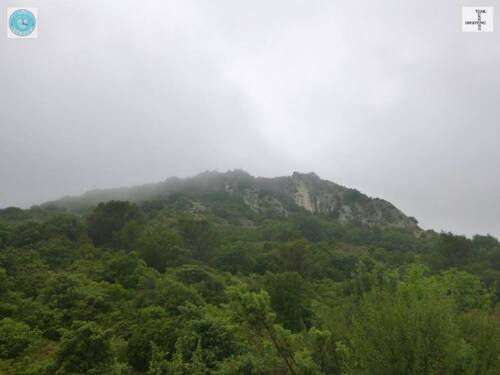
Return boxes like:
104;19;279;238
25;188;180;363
87;201;143;249
0;318;36;359
51;321;113;374
214;241;258;274
459;310;500;373
436;232;472;268
263;272;312;332
0;267;8;295
441;269;491;311
138;225;188;272
45;213;84;242
178;217;213;262
271;240;313;277
342;265;499;374
127;308;176;372
229;286;301;375
169;305;240;372
173;265;226;304
294;215;324;242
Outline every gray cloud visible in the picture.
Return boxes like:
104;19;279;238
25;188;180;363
1;0;499;237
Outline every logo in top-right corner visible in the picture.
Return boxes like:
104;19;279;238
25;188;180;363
463;7;494;32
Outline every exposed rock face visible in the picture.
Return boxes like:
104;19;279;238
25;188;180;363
42;169;419;230
269;171;418;229
242;188;287;216
293;176;316;213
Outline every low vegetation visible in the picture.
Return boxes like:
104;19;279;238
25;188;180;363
0;195;499;374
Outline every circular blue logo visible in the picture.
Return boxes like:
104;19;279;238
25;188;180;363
9;9;36;37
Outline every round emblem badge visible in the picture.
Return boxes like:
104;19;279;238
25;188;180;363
9;9;37;37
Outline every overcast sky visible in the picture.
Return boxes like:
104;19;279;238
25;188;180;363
1;0;499;237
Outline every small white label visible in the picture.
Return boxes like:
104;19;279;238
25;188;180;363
463;7;493;32
7;7;38;38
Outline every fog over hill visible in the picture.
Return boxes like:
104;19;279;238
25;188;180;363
41;170;419;230
2;1;500;236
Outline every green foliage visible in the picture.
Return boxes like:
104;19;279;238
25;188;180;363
339;265;500;374
0;199;499;374
173;265;226;304
126;309;176;371
51;321;113;374
138;225;188;272
0;318;37;359
214;241;258;274
44;213;84;242
0;266;9;295
178;217;213;262
436;232;473;268
270;240;314;276
263;272;312;332
87;201;143;248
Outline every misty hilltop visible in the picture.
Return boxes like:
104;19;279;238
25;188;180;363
41;170;419;230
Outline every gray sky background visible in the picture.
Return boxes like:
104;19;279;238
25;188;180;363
1;0;499;237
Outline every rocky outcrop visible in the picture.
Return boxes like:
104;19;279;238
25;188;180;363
41;170;419;230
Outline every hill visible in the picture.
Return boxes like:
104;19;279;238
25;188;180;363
41;170;419;230
1;171;499;374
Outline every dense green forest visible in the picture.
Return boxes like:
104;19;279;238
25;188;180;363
1;191;499;374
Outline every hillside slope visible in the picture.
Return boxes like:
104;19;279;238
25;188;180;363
41;170;419;230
